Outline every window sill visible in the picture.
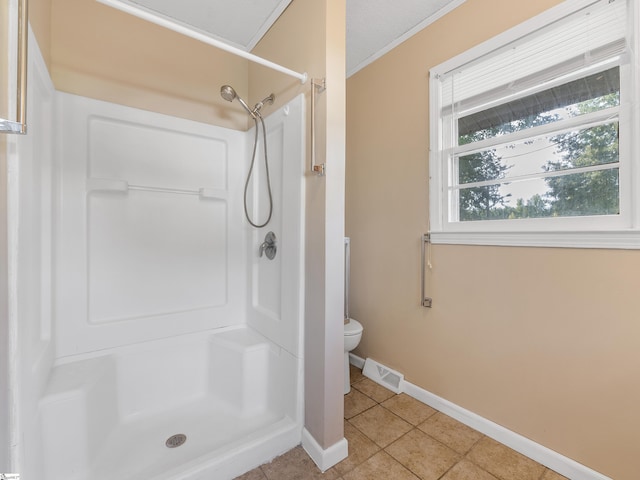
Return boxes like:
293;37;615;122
430;230;640;249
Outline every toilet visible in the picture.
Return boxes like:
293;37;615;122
344;318;363;394
343;237;363;394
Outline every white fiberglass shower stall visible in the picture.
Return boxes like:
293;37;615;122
7;33;306;480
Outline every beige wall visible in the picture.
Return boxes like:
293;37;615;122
48;0;249;130
252;0;347;452
346;1;640;479
29;0;51;67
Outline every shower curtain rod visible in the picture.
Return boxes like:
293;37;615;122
96;0;308;84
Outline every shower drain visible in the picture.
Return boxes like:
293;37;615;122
165;433;187;448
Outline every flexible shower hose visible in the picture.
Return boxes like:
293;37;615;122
244;111;273;228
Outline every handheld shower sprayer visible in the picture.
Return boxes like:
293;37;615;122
219;84;276;228
220;85;256;118
220;86;276;118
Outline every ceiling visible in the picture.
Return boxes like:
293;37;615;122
104;0;466;77
126;0;292;52
346;0;465;77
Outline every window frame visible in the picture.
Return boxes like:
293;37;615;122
428;0;640;249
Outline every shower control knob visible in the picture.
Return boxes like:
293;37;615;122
259;231;277;260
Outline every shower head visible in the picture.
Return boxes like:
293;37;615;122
220;84;255;118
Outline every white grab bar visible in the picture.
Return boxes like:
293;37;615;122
86;178;227;200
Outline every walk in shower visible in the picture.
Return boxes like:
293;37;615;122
9;35;306;480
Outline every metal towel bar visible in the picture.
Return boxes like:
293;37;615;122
1;0;28;134
344;237;350;322
421;234;433;308
310;78;326;176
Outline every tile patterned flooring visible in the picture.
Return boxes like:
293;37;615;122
235;365;568;480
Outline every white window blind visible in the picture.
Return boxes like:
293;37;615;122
440;0;627;112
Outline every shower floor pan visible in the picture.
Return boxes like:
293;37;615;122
37;326;302;480
89;402;296;480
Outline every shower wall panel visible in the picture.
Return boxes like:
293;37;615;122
16;29;55;396
86;118;229;323
55;94;247;357
8;30;56;478
247;95;305;357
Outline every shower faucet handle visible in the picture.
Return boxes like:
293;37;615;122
259;231;277;260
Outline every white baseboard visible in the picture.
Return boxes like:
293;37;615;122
301;428;348;473
349;355;610;480
348;352;365;369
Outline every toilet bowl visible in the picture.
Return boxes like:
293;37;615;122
344;318;363;394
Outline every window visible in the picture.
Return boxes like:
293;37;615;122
429;0;640;248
